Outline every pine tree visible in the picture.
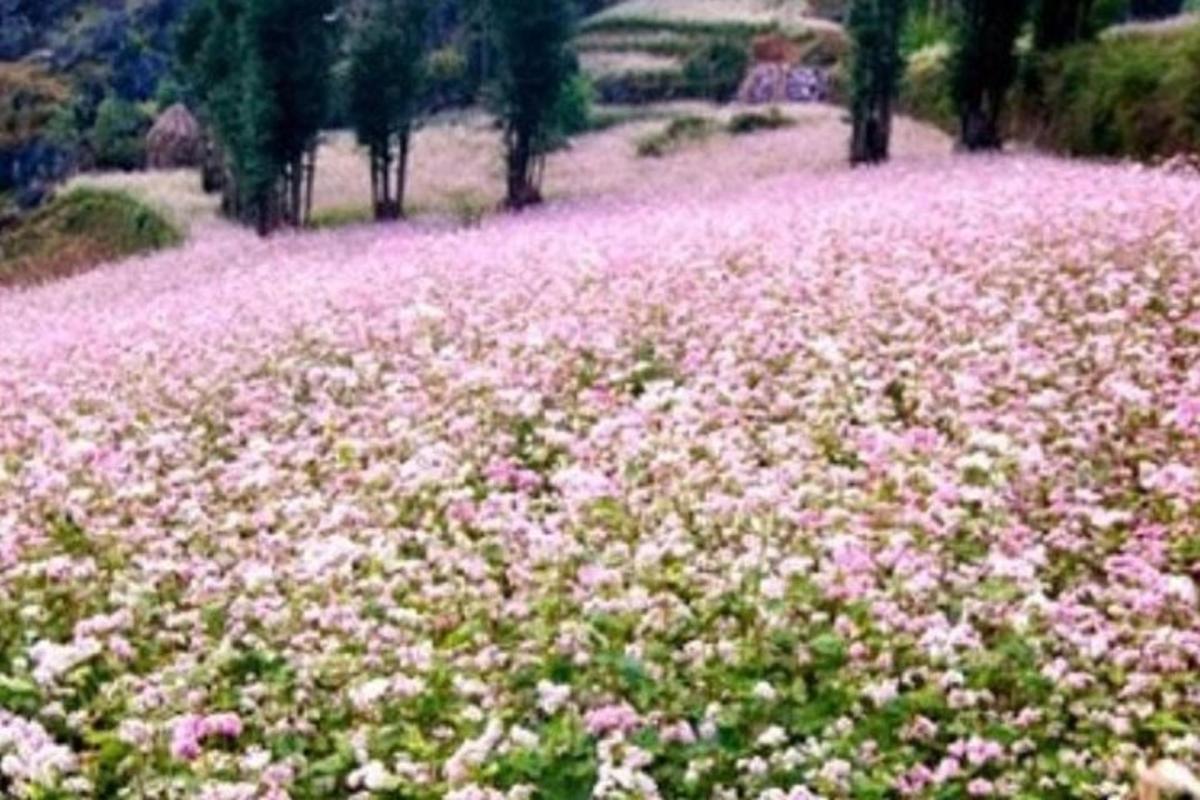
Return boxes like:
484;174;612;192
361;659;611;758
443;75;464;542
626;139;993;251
848;0;907;165
484;0;577;209
952;0;1027;151
348;0;430;221
179;0;335;234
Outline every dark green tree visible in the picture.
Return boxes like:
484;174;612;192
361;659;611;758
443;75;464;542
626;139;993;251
178;0;336;234
1130;0;1183;18
349;0;430;221
952;0;1027;150
484;0;577;209
848;0;907;164
1033;0;1093;49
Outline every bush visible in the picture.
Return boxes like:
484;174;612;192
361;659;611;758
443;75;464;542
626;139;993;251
727;107;795;134
91;96;152;171
635;115;717;157
0;187;181;287
900;41;956;133
682;40;750;102
593;68;690;104
1014;22;1200;159
551;73;595;138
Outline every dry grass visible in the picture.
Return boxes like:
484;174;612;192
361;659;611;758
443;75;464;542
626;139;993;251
66;169;219;230
316;104;949;215
61;105;950;228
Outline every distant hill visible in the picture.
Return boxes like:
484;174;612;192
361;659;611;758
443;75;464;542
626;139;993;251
1;0;195;102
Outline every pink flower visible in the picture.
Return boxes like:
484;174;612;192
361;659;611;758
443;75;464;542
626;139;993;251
583;703;641;737
169;715;203;761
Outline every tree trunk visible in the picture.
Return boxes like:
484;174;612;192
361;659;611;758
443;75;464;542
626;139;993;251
851;97;891;164
369;148;380;214
304;146;316;226
381;148;393;219
505;125;542;210
395;128;410;219
290;157;303;227
255;194;270;237
960;94;1003;151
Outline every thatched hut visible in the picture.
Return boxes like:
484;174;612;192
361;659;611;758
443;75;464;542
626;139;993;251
146;104;202;169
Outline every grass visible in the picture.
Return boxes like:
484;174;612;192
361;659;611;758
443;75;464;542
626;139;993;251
636;115;719;156
0;188;182;288
636;108;798;157
309;205;374;229
727;106;797;133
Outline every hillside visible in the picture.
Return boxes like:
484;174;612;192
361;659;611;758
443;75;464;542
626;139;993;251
577;0;847;103
0;0;192;97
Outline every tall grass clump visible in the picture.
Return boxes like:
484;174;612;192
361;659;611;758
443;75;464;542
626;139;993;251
0;188;181;287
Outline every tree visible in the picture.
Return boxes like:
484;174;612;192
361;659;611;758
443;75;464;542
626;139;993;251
178;0;335;235
848;0;907;165
1033;0;1093;49
91;96;153;169
952;0;1027;151
349;0;430;221
484;0;577;209
1130;0;1183;19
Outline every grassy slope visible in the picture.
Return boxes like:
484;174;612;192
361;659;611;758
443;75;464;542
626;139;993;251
0;188;181;289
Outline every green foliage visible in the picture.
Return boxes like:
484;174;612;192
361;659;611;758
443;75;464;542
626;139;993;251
901;42;956;131
348;0;430;220
426;46;471;109
485;0;580;208
902;5;955;54
635;115;717;157
550;73;596;139
179;0;337;232
1014;21;1200;159
682;39;750;102
153;77;183;111
90;96;152;170
0;188;181;287
727;107;796;135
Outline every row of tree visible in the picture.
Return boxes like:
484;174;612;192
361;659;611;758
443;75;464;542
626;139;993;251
178;0;578;235
847;0;1159;163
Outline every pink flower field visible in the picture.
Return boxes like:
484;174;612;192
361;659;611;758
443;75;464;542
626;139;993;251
1;155;1199;799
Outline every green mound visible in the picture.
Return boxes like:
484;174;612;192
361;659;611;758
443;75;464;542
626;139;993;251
0;188;182;289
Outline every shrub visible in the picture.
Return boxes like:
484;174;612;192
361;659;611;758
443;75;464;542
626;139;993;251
1014;21;1200;159
900;42;956;133
682;39;750;102
727;107;795;134
635;115;716;157
0;187;181;287
593;68;690;104
90;96;153;171
551;73;595;138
